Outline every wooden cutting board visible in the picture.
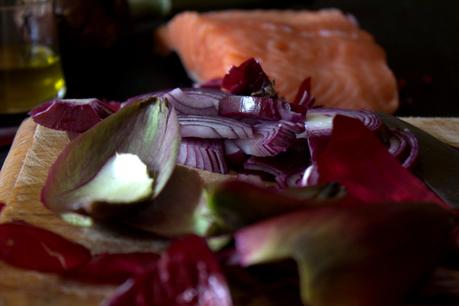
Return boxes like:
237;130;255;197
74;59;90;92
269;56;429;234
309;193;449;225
0;117;458;306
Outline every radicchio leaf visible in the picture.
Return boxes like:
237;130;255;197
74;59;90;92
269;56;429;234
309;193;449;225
316;115;444;207
102;235;233;306
292;77;315;114
42;97;180;217
221;58;276;98
67;252;159;285
30;98;120;133
0;222;91;273
235;202;452;306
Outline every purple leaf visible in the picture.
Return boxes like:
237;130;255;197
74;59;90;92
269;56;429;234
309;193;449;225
30;98;120;133
316;115;444;207
221;58;276;98
292;77;315;114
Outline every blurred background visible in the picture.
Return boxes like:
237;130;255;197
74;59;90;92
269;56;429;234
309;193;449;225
3;0;459;121
52;0;459;116
1;0;458;163
54;0;459;117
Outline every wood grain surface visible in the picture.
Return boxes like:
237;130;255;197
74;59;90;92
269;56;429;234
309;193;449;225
0;117;457;306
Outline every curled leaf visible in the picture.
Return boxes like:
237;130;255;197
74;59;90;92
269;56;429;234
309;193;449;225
42;97;180;217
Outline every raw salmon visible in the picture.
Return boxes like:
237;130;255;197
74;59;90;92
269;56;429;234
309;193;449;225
158;9;399;113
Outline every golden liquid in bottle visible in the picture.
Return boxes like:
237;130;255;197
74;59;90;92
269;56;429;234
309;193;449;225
0;44;66;114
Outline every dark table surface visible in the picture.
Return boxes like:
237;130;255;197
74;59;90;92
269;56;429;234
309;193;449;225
1;0;459;164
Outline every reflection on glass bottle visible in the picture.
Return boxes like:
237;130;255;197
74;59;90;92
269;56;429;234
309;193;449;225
0;0;66;114
0;44;65;113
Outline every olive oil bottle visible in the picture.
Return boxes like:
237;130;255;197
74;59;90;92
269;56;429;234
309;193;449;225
0;44;66;114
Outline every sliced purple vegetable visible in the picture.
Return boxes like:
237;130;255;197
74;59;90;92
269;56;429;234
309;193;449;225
228;121;304;157
178;115;253;139
300;108;383;138
178;138;228;174
163;87;227;116
224;141;247;168
219;95;303;122
42;97;180;217
276;167;309;189
399;129;419;169
301;164;320;187
0;222;91;273
243;149;310;186
30;98;120;133
244;156;287;178
221;58;276;98
102;235;233;306
386;129;408;160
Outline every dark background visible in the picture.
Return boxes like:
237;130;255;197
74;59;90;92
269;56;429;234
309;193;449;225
60;0;459;117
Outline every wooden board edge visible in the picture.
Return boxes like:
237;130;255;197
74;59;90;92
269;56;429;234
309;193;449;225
0;119;37;204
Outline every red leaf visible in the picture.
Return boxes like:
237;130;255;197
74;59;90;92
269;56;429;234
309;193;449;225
316;115;444;206
0;202;4;213
103;235;233;306
67;252;159;285
292;77;315;114
0;222;91;273
221;58;276;98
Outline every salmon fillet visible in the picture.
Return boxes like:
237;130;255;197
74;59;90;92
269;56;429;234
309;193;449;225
158;9;399;113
